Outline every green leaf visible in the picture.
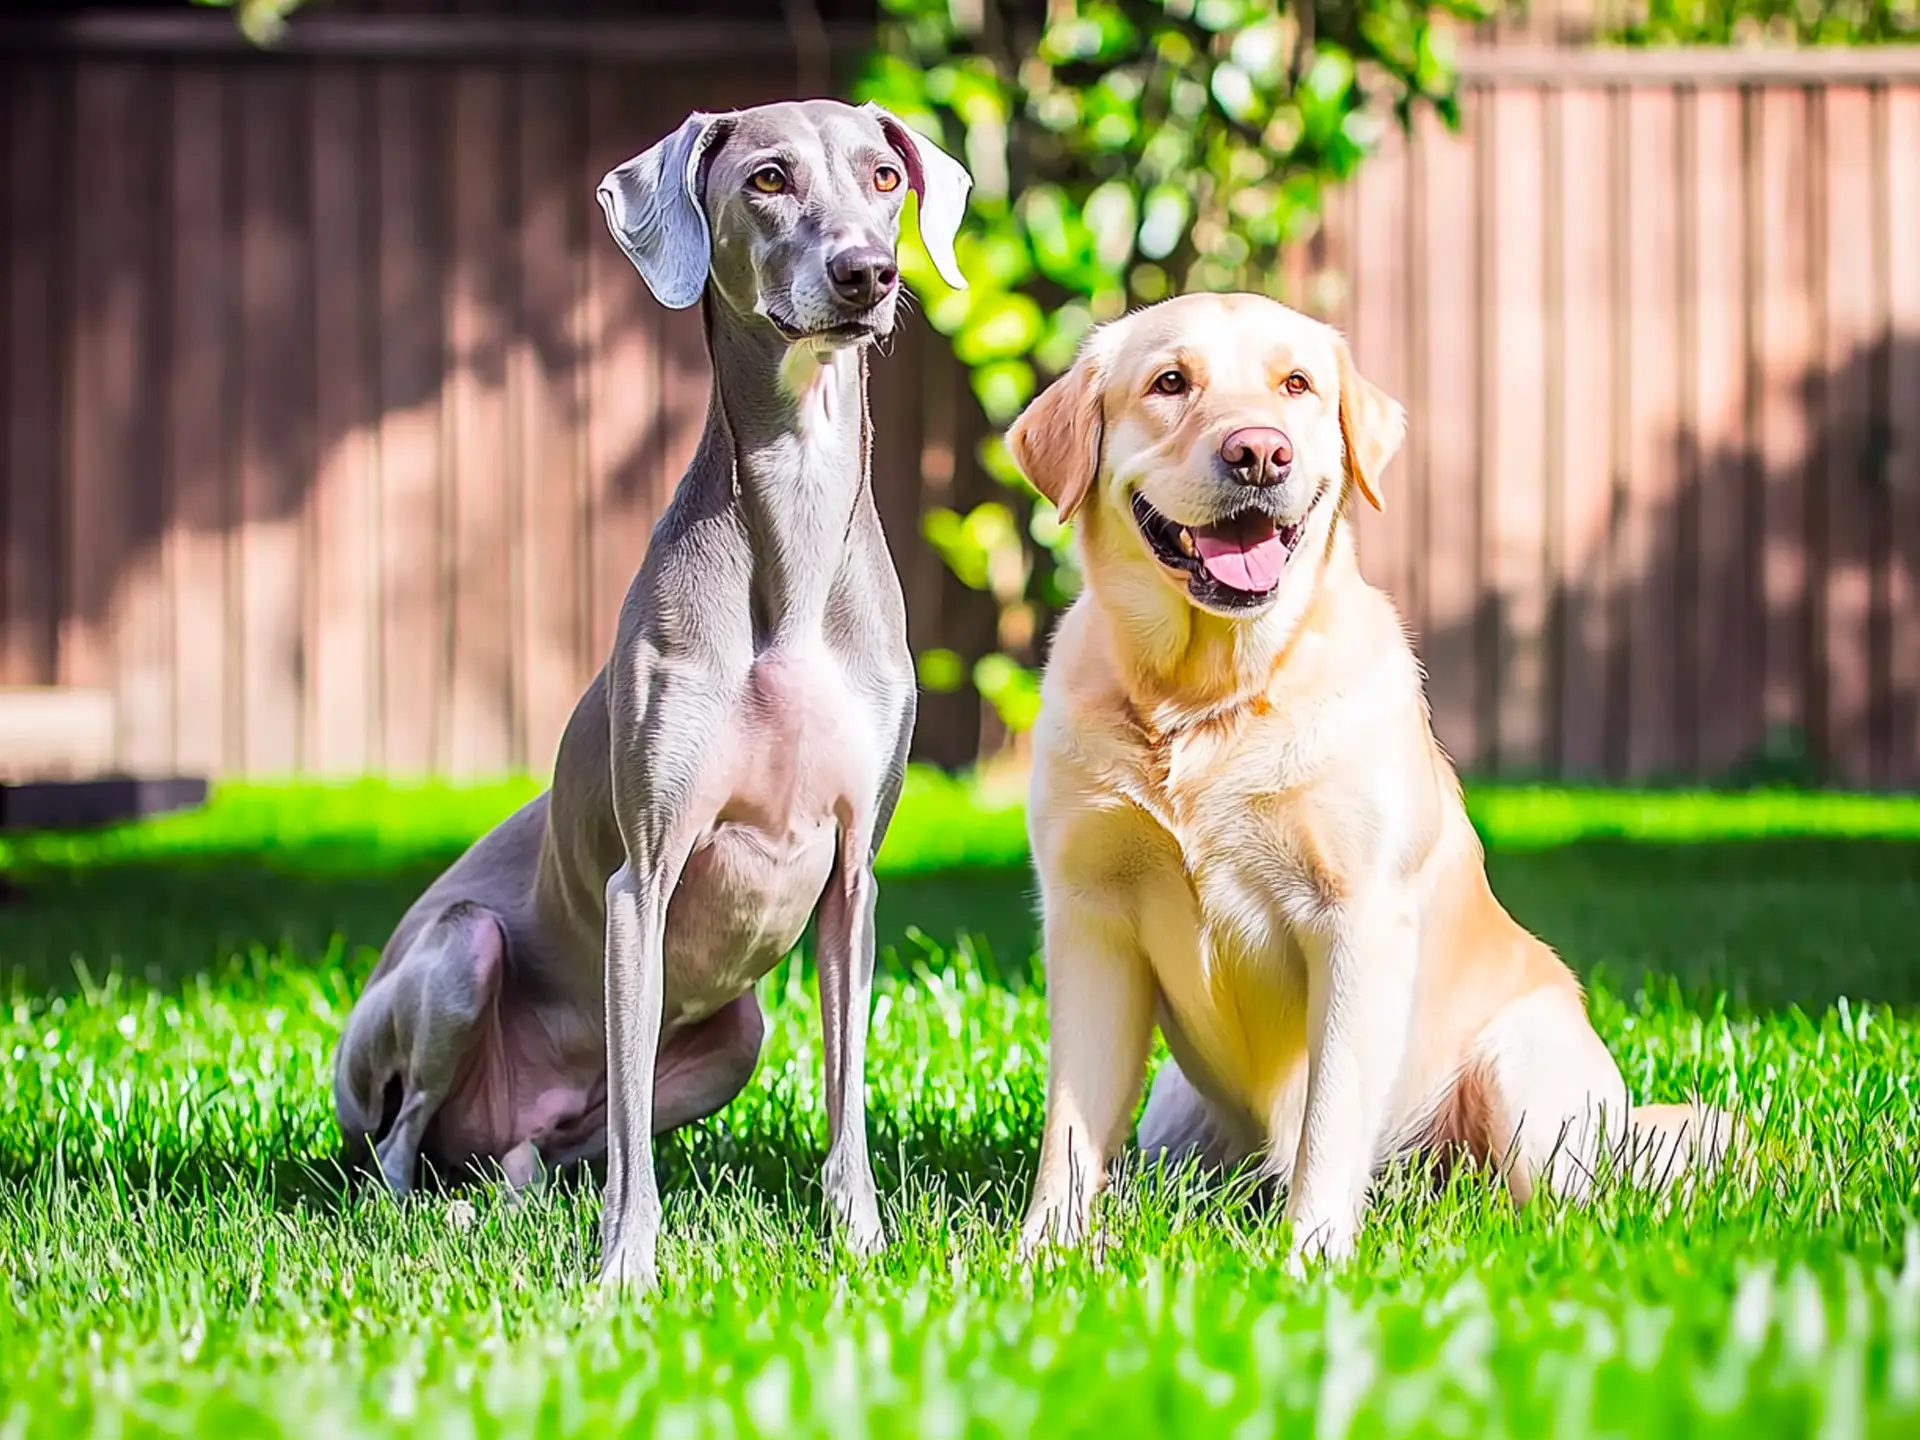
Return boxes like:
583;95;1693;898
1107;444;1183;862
1034;303;1096;376
977;433;1027;490
1083;182;1139;274
915;648;966;693
1137;184;1192;262
972;653;1044;733
954;295;1046;366
972;360;1037;428
921;508;989;591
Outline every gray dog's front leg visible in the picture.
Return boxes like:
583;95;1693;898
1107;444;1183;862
816;831;885;1254
598;851;686;1293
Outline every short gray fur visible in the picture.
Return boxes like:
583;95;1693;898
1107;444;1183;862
331;98;971;1292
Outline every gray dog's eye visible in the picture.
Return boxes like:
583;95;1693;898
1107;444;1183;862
749;165;788;195
874;164;903;194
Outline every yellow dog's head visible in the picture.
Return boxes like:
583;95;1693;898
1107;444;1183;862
1009;293;1405;621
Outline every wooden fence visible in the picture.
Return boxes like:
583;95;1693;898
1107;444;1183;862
2;15;1918;785
1339;47;1920;788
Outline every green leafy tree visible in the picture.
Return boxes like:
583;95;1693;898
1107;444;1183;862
855;0;1489;742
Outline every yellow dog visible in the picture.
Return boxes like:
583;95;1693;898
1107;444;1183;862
1008;292;1734;1267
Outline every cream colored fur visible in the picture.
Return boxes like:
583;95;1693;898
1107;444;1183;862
1007;293;1735;1269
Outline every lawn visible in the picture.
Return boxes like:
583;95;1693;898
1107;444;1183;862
3;769;1920;1437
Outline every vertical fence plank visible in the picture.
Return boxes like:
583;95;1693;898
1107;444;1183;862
1553;87;1617;781
1672;84;1702;779
3;65;65;689
1820;87;1877;787
68;63;172;770
1349;122;1411;615
1601;84;1635;777
1886;85;1920;787
66;64;154;753
236;62;314;776
307;63;379;776
1;72;12;690
1758;85;1813;770
1622;85;1683;780
1689;84;1757;781
651;65;738;627
1487;84;1549;774
910;340;970;766
165;67;233;777
114;68;175;777
1397;105;1431;671
513;62;589;777
871;308;934;702
581;67;663;668
1415;100;1483;771
1538;85;1567;776
376;63;447;777
1309;161;1354;333
446;63;516;776
951;373;1007;759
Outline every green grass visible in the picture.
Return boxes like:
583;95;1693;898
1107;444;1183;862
4;770;1920;1437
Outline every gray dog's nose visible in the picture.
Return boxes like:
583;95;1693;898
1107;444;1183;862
1219;427;1293;487
827;245;899;308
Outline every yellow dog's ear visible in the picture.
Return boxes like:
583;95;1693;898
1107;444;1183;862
1007;351;1104;524
1335;338;1407;512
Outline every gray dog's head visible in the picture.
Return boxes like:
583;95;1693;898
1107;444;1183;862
598;99;971;348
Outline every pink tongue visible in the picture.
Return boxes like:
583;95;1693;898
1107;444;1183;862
1194;529;1287;592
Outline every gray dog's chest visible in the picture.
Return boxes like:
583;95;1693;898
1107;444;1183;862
663;640;902;1023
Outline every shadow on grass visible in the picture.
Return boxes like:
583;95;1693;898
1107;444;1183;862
0;1099;1047;1229
4;829;1916;1224
0;850;1043;996
1488;836;1920;1014
5;833;1918;1011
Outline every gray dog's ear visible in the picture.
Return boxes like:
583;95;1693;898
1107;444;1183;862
865;105;972;292
596;111;731;310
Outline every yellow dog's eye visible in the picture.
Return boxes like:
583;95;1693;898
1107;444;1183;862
1151;370;1188;396
1284;370;1312;397
874;164;902;193
750;166;788;195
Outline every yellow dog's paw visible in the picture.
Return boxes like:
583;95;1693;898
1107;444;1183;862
1282;1208;1357;1280
1017;1203;1107;1267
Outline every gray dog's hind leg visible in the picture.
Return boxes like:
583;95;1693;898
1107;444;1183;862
652;992;766;1133
1136;1058;1261;1179
334;901;505;1197
500;990;767;1201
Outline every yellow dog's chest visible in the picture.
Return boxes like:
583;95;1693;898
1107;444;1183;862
1113;750;1333;1123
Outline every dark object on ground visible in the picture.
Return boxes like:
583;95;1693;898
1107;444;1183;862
0;776;209;833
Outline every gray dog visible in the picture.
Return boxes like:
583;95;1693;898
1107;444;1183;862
332;99;971;1291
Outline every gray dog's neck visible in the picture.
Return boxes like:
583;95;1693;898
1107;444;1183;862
695;296;871;639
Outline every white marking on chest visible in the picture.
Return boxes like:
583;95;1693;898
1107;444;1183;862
779;342;850;455
713;649;871;835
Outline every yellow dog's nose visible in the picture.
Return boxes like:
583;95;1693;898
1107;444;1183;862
1219;426;1292;487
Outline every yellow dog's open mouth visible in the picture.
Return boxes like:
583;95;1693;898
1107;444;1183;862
1131;491;1303;608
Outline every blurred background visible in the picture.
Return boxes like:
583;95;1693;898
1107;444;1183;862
0;0;1915;795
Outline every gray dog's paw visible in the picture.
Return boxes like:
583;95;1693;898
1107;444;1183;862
597;1242;660;1298
834;1207;888;1260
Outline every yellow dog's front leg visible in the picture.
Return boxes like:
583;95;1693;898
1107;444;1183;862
1281;896;1420;1271
1019;902;1157;1259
